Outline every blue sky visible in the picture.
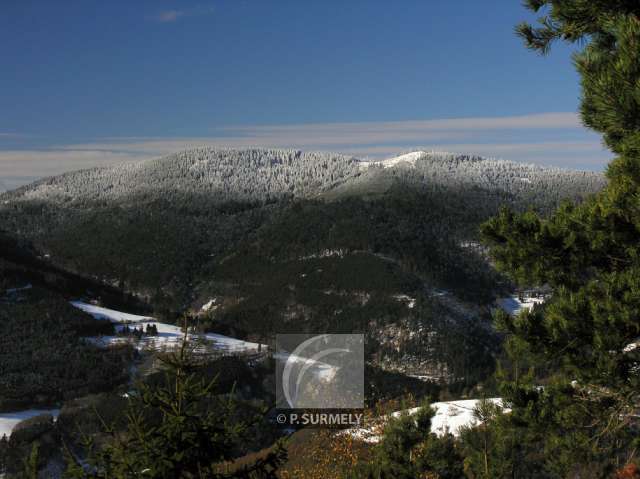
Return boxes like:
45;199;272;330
0;0;610;191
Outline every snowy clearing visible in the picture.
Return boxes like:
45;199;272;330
375;151;425;168
70;301;153;323
624;338;640;353
0;409;60;439
428;399;505;437
359;151;425;170
346;398;505;443
359;151;467;170
205;332;263;353
71;301;264;353
497;295;545;316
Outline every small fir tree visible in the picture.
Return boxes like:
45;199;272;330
65;322;286;478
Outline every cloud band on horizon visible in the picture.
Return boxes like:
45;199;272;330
0;112;611;193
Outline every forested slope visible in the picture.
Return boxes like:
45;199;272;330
0;233;134;411
0;148;604;301
0;148;606;385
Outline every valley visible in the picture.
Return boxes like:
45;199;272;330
0;148;606;476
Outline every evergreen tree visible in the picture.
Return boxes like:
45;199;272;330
19;442;40;479
0;434;8;476
479;1;640;475
356;404;464;479
459;397;548;479
65;326;286;478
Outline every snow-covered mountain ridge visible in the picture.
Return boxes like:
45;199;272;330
0;148;605;207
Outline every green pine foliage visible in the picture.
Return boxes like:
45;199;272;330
64;327;286;478
0;435;8;476
20;442;39;479
355;404;464;479
474;0;640;476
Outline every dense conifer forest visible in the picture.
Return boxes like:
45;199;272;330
0;149;604;311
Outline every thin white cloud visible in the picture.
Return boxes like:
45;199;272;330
0;149;145;177
152;6;214;23
59;113;586;153
156;10;184;23
0;112;611;192
233;112;582;135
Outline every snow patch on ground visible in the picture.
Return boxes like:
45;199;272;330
71;301;153;323
377;151;426;168
0;409;60;439
359;151;426;170
407;374;441;382
201;298;218;312
497;295;544;316
624;338;640;353
428;399;505;437
359;151;462;170
205;332;263;353
300;249;347;260
5;284;32;295
346;398;505;443
392;294;416;309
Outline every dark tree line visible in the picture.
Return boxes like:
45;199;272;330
0;288;132;411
